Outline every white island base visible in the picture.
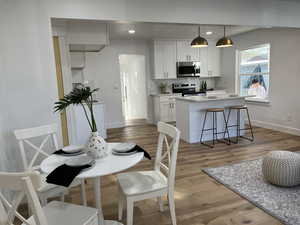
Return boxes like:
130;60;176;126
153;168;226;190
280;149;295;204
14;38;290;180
176;95;247;144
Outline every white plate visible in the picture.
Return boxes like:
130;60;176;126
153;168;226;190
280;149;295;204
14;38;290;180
65;155;94;167
112;150;138;156
113;143;136;152
62;145;85;153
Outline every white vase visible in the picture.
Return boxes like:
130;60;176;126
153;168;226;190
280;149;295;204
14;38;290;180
86;131;108;159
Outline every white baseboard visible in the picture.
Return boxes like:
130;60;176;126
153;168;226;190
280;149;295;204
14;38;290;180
249;120;300;136
106;121;125;129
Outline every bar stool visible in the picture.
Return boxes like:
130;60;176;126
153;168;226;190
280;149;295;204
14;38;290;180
200;108;230;148
226;105;254;143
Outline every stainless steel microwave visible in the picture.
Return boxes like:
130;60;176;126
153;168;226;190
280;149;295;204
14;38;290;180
176;61;201;78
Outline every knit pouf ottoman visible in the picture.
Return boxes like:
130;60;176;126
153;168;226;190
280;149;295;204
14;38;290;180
262;151;300;187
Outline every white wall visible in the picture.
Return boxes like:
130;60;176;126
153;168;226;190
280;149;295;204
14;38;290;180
44;0;300;28
2;0;300;171
217;28;300;135
83;40;153;127
0;0;60;171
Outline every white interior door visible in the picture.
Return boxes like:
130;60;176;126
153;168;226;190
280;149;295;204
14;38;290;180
119;54;147;120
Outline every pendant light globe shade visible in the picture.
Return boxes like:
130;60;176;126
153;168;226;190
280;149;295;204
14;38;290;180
216;26;234;48
191;26;208;48
216;37;234;48
191;36;208;48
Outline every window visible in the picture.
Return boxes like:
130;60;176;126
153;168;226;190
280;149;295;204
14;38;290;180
237;44;270;102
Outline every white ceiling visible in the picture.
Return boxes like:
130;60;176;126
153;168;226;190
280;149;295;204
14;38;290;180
108;22;259;40
52;19;259;41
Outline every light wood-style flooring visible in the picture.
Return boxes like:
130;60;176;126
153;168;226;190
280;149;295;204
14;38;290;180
61;124;300;224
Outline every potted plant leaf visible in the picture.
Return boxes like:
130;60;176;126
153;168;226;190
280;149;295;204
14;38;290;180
159;83;168;94
54;86;107;159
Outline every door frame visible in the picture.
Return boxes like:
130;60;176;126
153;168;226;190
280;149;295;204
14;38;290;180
118;54;148;121
53;36;69;146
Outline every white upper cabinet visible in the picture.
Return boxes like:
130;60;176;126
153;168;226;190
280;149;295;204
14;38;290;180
207;40;221;76
152;40;177;79
67;21;109;52
151;39;221;79
70;52;85;69
199;47;208;76
176;40;200;62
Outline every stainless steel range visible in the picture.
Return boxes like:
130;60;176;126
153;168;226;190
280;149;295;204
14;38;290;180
172;83;206;96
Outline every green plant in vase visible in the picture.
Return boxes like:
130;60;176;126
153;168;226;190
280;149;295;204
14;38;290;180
54;86;108;159
159;83;168;94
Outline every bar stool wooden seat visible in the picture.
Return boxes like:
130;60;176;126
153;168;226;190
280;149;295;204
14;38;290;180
200;107;230;148
226;105;254;143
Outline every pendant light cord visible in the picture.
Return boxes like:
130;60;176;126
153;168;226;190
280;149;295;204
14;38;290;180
223;26;226;37
198;26;201;36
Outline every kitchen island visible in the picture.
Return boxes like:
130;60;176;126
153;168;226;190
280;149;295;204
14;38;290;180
175;95;248;143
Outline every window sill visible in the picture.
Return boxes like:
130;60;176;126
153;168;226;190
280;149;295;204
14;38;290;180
246;97;270;105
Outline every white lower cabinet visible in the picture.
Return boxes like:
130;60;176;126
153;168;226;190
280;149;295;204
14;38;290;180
153;95;178;123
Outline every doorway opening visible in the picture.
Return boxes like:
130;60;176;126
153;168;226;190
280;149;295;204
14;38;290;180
119;54;148;124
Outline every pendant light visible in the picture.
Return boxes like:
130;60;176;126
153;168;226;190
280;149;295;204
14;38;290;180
191;26;208;48
216;26;234;48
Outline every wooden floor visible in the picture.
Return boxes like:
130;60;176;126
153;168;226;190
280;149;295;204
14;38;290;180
64;124;300;225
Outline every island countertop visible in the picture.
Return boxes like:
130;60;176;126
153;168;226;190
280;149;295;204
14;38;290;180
175;95;253;103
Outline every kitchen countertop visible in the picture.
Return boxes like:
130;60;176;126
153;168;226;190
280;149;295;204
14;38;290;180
175;95;253;103
150;93;182;97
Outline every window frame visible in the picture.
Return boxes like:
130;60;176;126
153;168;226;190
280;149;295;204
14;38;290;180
235;43;271;103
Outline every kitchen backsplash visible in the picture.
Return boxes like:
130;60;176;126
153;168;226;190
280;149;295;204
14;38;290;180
149;77;215;94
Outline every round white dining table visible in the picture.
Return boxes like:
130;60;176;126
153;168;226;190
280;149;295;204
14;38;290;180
40;143;144;225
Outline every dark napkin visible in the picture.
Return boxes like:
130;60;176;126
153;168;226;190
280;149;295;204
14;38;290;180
46;164;91;187
115;145;151;160
53;149;74;155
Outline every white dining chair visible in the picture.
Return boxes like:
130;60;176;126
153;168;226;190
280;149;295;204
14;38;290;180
0;171;98;225
117;122;180;225
14;124;87;206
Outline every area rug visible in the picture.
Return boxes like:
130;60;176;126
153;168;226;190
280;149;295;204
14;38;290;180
203;159;300;225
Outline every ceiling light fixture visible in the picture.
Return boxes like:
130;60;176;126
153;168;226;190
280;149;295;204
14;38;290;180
128;29;135;34
216;26;234;48
206;31;213;35
191;26;208;48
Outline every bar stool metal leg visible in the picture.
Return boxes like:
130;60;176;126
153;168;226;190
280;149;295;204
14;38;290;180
226;106;254;144
213;112;216;145
200;110;208;145
240;108;254;142
222;111;231;144
236;109;240;143
201;109;231;148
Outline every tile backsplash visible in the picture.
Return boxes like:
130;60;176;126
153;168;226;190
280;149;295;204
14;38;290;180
149;77;215;94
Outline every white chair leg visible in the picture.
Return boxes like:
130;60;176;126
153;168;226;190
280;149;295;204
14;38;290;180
168;193;177;225
158;197;164;212
126;199;134;225
80;180;87;206
40;195;47;207
118;192;124;220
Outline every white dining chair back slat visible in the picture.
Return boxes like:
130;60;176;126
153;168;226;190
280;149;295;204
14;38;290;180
14;124;88;207
117;121;180;225
155;122;180;189
0;171;47;225
0;172;98;225
14;124;58;171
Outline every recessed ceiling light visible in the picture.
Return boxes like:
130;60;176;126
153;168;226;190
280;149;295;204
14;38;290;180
206;31;213;35
128;29;135;34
